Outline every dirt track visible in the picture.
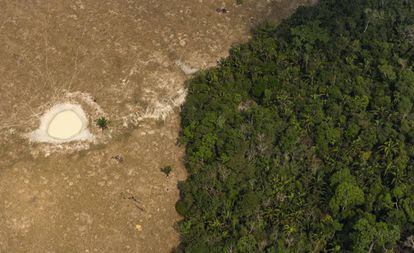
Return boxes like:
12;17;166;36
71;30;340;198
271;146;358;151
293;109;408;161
0;0;315;252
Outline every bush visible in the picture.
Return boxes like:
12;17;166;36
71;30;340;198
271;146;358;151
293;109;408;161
160;166;172;177
96;117;108;129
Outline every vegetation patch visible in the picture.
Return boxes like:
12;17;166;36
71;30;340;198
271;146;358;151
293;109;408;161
177;0;414;252
161;166;173;177
96;117;108;130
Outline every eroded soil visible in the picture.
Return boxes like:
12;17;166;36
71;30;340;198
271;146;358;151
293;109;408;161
0;0;315;252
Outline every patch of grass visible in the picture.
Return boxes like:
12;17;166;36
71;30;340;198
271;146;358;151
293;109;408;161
96;117;108;130
160;166;172;177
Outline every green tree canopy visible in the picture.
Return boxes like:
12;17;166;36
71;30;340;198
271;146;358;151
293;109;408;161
176;0;414;252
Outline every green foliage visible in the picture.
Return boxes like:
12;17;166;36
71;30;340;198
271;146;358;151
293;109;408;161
329;181;365;217
177;0;414;252
351;213;400;253
96;117;108;130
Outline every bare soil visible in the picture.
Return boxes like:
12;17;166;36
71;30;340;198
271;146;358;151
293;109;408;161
0;0;315;252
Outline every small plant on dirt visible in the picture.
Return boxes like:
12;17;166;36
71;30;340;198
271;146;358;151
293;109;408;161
96;117;108;130
160;166;172;177
236;0;244;5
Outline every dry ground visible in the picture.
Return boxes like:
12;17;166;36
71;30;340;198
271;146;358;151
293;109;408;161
0;0;315;252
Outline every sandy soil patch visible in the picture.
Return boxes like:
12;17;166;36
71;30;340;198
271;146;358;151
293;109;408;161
48;110;83;139
28;103;93;143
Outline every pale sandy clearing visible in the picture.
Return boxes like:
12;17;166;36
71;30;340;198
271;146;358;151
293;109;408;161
47;110;83;140
28;103;94;143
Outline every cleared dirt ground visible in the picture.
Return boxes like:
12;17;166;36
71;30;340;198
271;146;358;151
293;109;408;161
0;0;315;252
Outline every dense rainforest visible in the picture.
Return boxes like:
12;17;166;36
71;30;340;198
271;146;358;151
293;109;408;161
176;0;414;252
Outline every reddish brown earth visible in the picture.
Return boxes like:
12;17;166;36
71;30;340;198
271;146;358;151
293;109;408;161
0;0;315;252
